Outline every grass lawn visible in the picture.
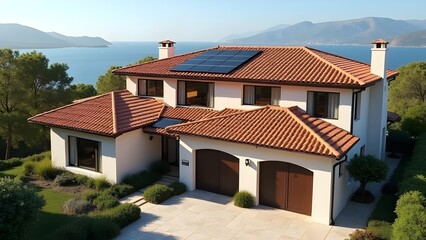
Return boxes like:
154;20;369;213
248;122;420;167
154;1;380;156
0;165;80;240
26;188;79;240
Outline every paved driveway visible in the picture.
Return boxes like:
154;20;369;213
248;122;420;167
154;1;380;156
118;190;341;240
117;157;399;240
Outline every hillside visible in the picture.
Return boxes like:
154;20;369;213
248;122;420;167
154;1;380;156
391;30;426;47
225;17;423;46
0;23;111;49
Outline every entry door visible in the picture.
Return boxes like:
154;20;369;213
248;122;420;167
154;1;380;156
162;136;179;166
196;149;239;197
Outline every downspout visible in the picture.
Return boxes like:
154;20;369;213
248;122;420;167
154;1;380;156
330;155;348;225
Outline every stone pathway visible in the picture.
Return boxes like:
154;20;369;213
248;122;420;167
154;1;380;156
116;156;400;240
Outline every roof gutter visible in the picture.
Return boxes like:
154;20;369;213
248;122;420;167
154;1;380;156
330;155;348;225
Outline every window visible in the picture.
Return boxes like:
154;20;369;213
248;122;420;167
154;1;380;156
307;91;339;119
353;91;362;120
69;136;100;172
243;85;280;106
138;79;163;97
177;81;214;108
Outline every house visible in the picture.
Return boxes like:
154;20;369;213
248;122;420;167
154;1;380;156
28;39;398;225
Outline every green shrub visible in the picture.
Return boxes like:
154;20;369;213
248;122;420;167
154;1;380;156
54;172;78;186
346;155;388;199
122;170;161;191
62;198;95;215
103;184;134;199
93;177;111;190
392;203;426;240
24;151;51;162
75;174;89;185
367;220;392;240
395;191;426;216
233;191;254;208
34;159;62;180
86;177;96;188
169;181;187;195
14;173;29;183
149;160;170;175
52;217;119;240
0;178;45;240
346;229;382;240
93;192;119;210
90;203;141;228
0;158;23;171
83;190;100;203
23;160;36;176
143;184;172;204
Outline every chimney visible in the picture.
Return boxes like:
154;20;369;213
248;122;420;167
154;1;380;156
158;40;175;59
370;39;388;78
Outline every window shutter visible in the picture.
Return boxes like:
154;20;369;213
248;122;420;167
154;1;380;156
271;87;281;106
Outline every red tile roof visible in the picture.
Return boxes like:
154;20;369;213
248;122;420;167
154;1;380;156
114;46;398;88
372;39;389;44
161;106;218;121
167;106;359;159
28;90;164;137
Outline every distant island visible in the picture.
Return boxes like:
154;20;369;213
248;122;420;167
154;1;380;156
0;23;112;49
221;17;426;47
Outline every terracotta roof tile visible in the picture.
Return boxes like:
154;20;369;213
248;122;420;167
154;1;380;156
114;46;398;88
28;90;164;137
161;106;218;121
167;106;359;159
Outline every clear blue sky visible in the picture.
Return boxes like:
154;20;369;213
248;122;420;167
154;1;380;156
1;0;425;41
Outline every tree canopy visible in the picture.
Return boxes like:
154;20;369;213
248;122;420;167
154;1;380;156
0;49;88;159
388;62;426;136
95;56;157;95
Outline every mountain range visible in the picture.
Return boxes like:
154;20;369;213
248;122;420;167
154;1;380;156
0;23;111;49
222;17;426;47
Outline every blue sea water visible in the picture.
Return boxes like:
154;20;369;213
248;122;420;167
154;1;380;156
19;42;426;85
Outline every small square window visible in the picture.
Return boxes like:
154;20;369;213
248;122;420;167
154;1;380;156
307;91;339;119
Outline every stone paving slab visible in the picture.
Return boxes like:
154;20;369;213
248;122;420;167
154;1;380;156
116;156;399;240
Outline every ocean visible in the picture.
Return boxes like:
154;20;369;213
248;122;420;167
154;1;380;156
19;42;426;85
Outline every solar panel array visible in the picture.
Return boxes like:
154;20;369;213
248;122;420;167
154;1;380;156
152;118;184;128
170;50;261;74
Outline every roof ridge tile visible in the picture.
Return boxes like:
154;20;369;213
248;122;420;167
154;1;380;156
285;107;341;157
111;91;118;134
304;47;367;86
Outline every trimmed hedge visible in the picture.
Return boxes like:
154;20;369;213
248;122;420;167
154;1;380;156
392;191;426;240
233;191;254;208
62;198;95;215
93;192;119;210
90;203;141;228
169;181;186;196
122;170;161;191
143;184;172;204
398;133;426;196
52;217;119;240
103;184;134;199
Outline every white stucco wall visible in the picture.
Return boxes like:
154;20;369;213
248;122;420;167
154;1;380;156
115;130;162;183
178;135;335;224
126;76;137;96
50;128;117;182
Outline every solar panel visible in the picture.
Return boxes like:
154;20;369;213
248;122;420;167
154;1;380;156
171;50;261;74
152;118;184;128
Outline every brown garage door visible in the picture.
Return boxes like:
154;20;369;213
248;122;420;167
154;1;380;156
260;161;313;215
196;149;239;197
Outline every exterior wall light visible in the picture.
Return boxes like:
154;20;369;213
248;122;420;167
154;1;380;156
245;159;250;166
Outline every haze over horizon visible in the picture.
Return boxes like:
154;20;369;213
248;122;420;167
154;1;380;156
1;0;426;42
